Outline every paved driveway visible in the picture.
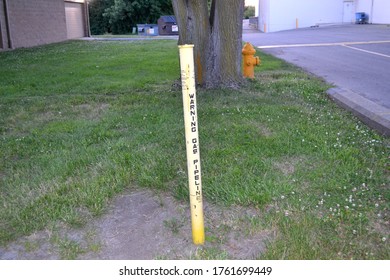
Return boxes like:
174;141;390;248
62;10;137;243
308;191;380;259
243;24;390;135
244;24;390;109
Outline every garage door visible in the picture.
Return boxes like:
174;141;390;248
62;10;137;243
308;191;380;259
65;2;85;39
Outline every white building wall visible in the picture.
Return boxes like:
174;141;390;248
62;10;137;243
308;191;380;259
370;0;390;24
258;0;389;33
267;0;345;32
356;0;371;14
355;0;390;24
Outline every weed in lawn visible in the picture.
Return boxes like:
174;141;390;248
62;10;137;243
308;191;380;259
163;218;183;235
55;238;85;260
191;247;230;260
23;240;40;253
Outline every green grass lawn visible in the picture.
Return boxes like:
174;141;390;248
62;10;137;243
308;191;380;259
0;40;388;259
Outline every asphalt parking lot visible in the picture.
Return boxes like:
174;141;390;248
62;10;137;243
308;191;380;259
244;24;390;135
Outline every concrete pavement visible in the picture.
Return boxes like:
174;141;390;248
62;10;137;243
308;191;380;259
244;24;390;136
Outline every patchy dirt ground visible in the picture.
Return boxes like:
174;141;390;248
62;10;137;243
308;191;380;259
0;189;274;260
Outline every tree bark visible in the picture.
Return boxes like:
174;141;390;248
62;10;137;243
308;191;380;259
208;0;244;88
172;0;244;88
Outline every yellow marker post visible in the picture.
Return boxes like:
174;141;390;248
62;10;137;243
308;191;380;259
178;44;205;245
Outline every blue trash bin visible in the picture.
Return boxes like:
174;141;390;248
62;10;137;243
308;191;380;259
355;12;368;24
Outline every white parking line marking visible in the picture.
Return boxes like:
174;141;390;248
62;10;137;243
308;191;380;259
342;45;390;59
257;40;390;49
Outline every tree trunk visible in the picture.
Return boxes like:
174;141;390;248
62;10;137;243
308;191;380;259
172;0;244;88
208;0;244;88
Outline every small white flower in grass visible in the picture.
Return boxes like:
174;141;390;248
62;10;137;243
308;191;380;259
353;230;357;235
382;237;387;242
284;210;290;217
375;203;379;207
281;195;285;199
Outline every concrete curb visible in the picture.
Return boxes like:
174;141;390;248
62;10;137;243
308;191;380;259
327;87;390;137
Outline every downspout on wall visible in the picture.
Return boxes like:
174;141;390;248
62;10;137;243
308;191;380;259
3;0;13;49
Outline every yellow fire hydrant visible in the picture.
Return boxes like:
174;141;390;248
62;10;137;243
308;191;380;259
242;42;260;79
